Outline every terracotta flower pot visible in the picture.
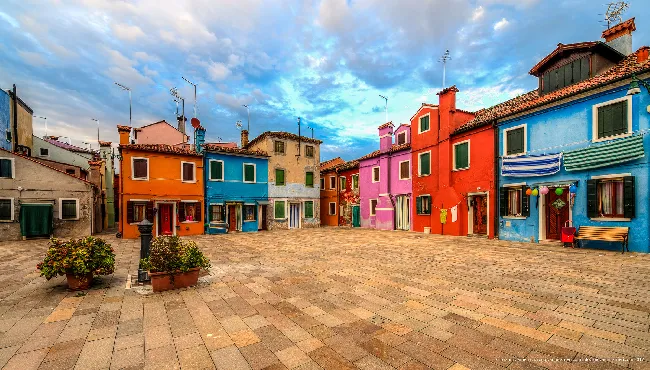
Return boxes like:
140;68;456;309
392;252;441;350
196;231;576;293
149;268;200;292
66;273;93;291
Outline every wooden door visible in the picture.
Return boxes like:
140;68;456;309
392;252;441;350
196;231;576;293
228;205;237;232
352;206;360;227
546;187;569;240
159;204;173;235
260;206;267;230
473;195;488;235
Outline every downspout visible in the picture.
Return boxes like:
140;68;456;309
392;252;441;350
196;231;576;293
12;84;17;152
387;153;396;230
493;120;499;239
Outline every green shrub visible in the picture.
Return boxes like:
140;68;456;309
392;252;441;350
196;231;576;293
37;237;115;280
140;236;210;274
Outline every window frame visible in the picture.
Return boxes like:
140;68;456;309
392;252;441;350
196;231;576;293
39;148;49;157
209;204;224;223
328;202;336;216
320;177;325;189
352;174;359;190
502;183;526;219
503;124;527;157
396;131;407;145
59;198;79;221
0;197;14;221
592;96;633;143
0;158;15;179
369;199;378;216
399;160;410;180
274;140;285;154
418;151;431;177
131;201;148;224
339;176;346;190
180;161;196;183
452;140;470;171
305;171;314;188
329;176;336;189
209;159;224;182
274;200;286;219
131;157;149;181
304;200;314;219
417;195;431;215
305;145;314;158
372;166;380;183
243;163;256;184
418;113;431;134
180;200;200;223
275;168;286;186
244;204;257;222
590;173;633;221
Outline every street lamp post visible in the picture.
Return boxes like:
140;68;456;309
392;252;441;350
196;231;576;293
114;82;132;126
242;104;250;131
182;77;198;118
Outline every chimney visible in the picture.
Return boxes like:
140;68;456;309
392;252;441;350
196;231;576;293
195;126;206;153
87;160;103;189
117;125;131;146
378;122;394;152
637;46;649;63
177;115;186;135
241;130;249;148
602;18;636;56
437;85;459;141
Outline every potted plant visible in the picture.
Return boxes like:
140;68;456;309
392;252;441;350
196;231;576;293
37;237;116;290
140;236;210;292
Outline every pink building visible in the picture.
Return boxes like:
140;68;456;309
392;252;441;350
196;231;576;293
133;120;189;146
359;122;412;230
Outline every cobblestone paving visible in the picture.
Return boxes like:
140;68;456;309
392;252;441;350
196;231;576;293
0;228;649;369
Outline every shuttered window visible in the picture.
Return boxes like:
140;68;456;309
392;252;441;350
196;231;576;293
541;57;590;94
587;176;634;219
305;172;314;187
499;186;529;217
182;162;195;182
370;199;378;216
210;160;223;181
352;174;359;189
244;164;255;183
305;145;314;158
0;158;13;178
339;176;346;190
320;178;325;189
329;176;336;189
132;158;148;179
304;201;314;218
416;196;431;215
0;199;12;221
372;167;380;182
274;141;285;154
597;100;628;140
397;132;406;145
275;169;285;186
61;199;77;220
181;202;201;222
419;152;431;176
399;161;410;180
454;142;469;170
505;127;525;156
419;115;430;133
274;201;285;219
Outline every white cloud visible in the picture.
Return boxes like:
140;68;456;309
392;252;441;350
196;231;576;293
494;17;510;31
227;54;241;68
112;23;145;41
472;6;485;21
134;51;159;62
18;50;49;66
104;49;153;86
143;66;158;77
207;62;231;81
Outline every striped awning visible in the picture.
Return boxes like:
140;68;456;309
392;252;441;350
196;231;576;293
564;134;644;172
502;153;562;177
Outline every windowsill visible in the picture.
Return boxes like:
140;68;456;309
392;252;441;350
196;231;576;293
210;221;225;225
181;221;199;224
399;177;411;180
61;218;79;221
243;181;257;184
0;220;14;223
244;220;256;222
132;178;149;181
503;216;526;220
181;181;197;184
416;213;431;216
452;167;469;172
209;179;224;182
503;153;525;158
419;129;430;134
418;174;431;177
592;132;632;143
275;218;287;221
590;217;631;222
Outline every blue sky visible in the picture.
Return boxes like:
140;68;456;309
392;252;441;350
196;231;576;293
1;0;649;161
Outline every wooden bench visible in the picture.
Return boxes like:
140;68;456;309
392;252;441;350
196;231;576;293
575;226;629;253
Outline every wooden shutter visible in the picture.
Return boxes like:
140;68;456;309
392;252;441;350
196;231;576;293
208;205;212;222
305;202;313;218
586;179;598;218
400;162;409;178
195;202;202;222
542;73;550;94
210;161;222;180
416;196;422;214
521;186;530;217
275;201;284;218
306;172;313;187
245;165;254;182
597;106;606;138
623;176;635;219
580;57;590;80
426;196;431;214
182;163;193;181
146;201;154;221
276;169;284;185
499;188;507;217
572;59;581;84
455;143;468;169
126;201;134;223
178;202;185;222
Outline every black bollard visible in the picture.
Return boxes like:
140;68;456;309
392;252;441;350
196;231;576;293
137;218;153;282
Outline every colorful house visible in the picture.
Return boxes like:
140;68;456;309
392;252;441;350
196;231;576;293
337;160;360;227
359;122;411;230
245;131;322;229
117;125;204;239
203;131;270;234
133;119;189;146
319;157;345;226
410;87;495;237
474;18;650;252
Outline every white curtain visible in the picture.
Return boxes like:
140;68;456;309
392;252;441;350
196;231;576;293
599;181;624;216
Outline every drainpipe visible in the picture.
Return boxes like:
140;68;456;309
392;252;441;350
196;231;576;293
493;120;499;239
12;84;17;152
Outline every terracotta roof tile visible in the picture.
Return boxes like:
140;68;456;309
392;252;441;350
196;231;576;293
455;48;650;135
44;138;95;154
602;18;636;40
337;160;360;171
119;144;202;157
246;131;322;149
437;85;459;95
98;140;112;147
320;157;345;172
117;125;131;132
202;144;269;157
358;143;411;161
377;121;394;130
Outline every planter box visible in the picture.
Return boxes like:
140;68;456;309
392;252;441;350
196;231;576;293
66;273;93;291
149;268;200;292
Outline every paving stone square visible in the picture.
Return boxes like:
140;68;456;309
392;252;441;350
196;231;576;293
0;228;649;369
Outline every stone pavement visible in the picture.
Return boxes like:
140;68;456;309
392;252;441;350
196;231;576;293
0;228;649;370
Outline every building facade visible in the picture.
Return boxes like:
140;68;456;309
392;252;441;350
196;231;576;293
133;120;189;146
337;160;360;227
359;122;411;230
319;157;344;226
99;141;116;229
117;125;204;239
246;131;321;229
1;87;33;154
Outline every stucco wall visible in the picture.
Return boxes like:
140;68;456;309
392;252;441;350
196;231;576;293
0;91;9;152
32;136;92;170
9;98;33;151
320;168;338;226
100;146;115;229
135;122;187;145
338;167;360;227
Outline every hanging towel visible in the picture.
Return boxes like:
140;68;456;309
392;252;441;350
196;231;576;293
502;153;562;177
451;206;458;222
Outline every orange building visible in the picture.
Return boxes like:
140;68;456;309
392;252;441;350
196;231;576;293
319;157;345;226
117;125;204;239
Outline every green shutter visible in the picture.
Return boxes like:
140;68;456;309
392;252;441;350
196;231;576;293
623;176;635;219
587;179;598;218
455;143;468;169
306;172;313;187
275;201;285;219
244;164;255;182
572;59;581;84
507;128;524;155
598;101;628;139
563;63;572;87
210;161;223;180
542;73;550;94
580;57;590;80
499;188;508;217
305;201;313;218
276;169;285;185
420;153;430;175
416;196;422;214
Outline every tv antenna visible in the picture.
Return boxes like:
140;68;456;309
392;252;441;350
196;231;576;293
378;95;388;123
604;2;629;28
236;121;243;130
439;50;451;90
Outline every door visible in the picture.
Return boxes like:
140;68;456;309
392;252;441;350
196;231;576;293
20;204;53;238
259;206;267;230
472;195;488;235
228;205;237;232
159;204;173;235
546;187;569;240
395;196;410;230
352;205;360;227
289;203;300;229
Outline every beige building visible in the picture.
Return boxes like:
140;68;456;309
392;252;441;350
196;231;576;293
245;131;321;229
1;88;33;154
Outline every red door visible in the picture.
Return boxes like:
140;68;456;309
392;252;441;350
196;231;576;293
473;195;487;235
159;204;173;235
228;205;237;232
546;187;569;240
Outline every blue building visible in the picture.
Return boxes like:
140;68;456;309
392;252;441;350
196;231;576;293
202;140;270;234
464;18;650;252
0;90;11;152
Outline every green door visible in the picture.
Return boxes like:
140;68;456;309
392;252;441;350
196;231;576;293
352;205;360;227
20;204;53;238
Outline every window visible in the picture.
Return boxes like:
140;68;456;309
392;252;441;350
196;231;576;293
243;163;256;183
397;132;407;145
0;198;13;221
593;97;631;141
60;199;78;220
0;158;14;178
369;199;378;216
588;176;634;219
181;162;195;182
210;205;224;222
499;185;529;218
329;202;336;215
340;176;346;190
419;115;430;133
416;196;431;215
320;178;325;189
209;160;224;181
329;176;336;189
5;130;11;143
244;205;256;221
399;161;410;180
39;148;49;157
127;201;150;223
133;203;146;223
274;141;285;154
597;180;624;217
504;125;526;156
541;57;589;94
275;169;285;186
352;174;359;189
65;169;76;175
180;201;201;222
274;200;286;219
305;145;314;158
507;188;522;216
418;152;431;176
304;201;314;218
306;172;314;187
372;167;380;183
132;158;148;180
453;141;470;170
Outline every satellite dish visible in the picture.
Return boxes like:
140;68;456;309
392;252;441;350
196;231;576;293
191;117;200;128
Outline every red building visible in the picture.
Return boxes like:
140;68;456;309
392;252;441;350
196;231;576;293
320;157;345;226
410;86;496;238
337;160;360;227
